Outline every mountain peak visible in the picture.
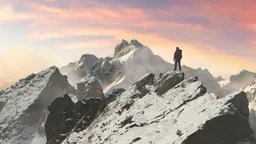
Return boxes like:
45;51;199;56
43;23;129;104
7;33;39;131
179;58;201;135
114;39;130;57
130;39;144;48
0;66;76;143
78;54;98;63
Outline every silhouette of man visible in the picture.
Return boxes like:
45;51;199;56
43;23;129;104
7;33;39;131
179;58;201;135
173;47;182;71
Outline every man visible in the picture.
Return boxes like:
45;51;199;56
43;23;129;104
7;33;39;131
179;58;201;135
173;47;182;71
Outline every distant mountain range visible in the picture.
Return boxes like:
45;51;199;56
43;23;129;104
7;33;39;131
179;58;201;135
219;70;256;93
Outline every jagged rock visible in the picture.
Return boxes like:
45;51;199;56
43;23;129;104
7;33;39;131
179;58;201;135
182;66;225;97
130;39;144;48
45;94;102;144
91;58;114;86
62;72;256;144
60;54;99;86
74;54;99;77
59;62;76;75
245;81;256;136
155;72;185;95
0;66;76;144
114;39;129;57
131;73;155;99
77;75;104;100
105;88;126;104
0;101;4;111
215;76;224;82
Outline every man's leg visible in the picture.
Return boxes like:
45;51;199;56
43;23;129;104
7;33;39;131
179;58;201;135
174;61;177;71
179;60;182;71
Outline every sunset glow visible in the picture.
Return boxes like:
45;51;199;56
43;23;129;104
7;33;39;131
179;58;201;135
1;0;256;87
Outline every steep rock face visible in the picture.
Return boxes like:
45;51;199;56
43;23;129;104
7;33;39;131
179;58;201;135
77;75;104;100
105;88;126;104
59;62;76;76
220;70;256;93
245;81;256;136
244;80;256;102
114;39;129;57
155;72;185;95
91;57;119;87
0;66;76;144
62;72;255;144
45;95;102;144
60;54;99;86
45;74;107;144
102;45;171;93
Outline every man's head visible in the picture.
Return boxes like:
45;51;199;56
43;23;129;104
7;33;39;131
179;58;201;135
176;47;179;50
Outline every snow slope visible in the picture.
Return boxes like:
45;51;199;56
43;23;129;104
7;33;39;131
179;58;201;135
62;72;255;144
0;66;76;144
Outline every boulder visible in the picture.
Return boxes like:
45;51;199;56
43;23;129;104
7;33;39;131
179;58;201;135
155;72;185;96
45;94;102;144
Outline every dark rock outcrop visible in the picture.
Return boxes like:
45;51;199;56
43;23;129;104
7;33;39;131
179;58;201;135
77;75;104;100
130;39;144;48
183;92;255;144
45;94;102;144
105;88;126;104
155;72;185;95
91;58;117;87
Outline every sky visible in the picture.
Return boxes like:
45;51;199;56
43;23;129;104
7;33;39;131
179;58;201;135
0;0;256;87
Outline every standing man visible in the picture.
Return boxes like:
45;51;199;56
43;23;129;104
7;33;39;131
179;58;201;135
173;47;182;71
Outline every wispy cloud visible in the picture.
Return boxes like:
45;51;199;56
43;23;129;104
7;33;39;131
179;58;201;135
0;0;256;81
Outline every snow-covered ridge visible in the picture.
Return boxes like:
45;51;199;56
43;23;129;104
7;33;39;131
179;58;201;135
220;70;256;93
62;72;255;144
0;66;75;144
